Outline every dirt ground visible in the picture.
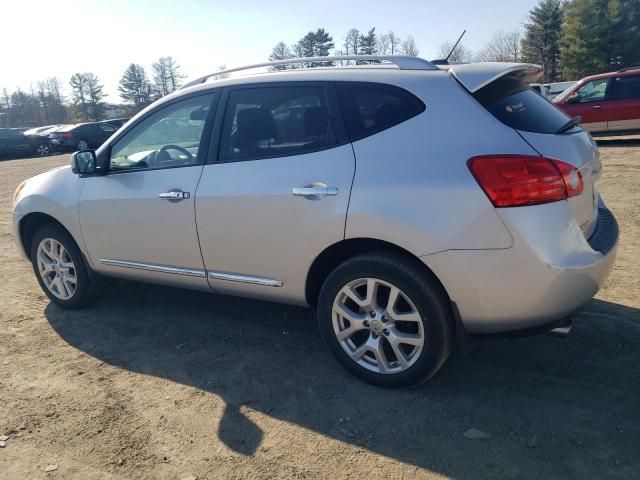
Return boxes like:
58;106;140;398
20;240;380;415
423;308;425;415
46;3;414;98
1;139;639;480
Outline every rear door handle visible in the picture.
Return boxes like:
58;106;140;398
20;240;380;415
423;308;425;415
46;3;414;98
292;183;338;198
592;105;602;109
159;191;190;201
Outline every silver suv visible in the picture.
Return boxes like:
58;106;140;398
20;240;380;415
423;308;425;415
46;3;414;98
12;56;619;387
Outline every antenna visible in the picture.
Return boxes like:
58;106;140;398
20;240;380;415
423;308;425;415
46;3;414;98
431;29;467;65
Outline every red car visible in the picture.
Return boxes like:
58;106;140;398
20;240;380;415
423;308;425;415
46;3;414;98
553;67;640;136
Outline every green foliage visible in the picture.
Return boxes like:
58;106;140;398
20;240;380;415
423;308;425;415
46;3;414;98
562;0;640;78
521;0;563;81
118;64;152;111
358;28;377;55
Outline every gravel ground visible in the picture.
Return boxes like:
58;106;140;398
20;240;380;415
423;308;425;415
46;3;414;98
1;139;639;479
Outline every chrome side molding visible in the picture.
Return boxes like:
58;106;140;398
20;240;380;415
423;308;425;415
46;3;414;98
208;271;283;287
100;259;207;278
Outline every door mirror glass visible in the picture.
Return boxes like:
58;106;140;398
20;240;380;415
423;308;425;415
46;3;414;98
71;150;97;175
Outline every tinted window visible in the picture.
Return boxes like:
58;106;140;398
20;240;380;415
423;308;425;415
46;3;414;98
110;93;215;171
609;75;640;100
337;82;425;141
574;78;608;103
219;85;338;161
98;123;116;132
474;74;573;134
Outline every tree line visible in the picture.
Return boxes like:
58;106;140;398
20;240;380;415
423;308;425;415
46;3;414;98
268;27;419;67
437;0;640;82
0;56;185;128
2;0;639;127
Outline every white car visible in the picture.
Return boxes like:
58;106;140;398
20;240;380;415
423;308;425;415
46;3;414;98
12;56;618;387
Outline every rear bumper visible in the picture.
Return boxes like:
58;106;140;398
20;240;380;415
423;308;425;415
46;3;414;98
423;200;618;334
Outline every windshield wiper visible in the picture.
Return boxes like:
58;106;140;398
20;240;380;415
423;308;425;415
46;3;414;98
557;115;581;134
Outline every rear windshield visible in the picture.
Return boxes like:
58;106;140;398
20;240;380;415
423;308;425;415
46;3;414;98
474;74;576;134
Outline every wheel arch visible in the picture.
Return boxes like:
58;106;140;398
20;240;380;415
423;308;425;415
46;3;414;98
19;212;78;261
305;237;451;308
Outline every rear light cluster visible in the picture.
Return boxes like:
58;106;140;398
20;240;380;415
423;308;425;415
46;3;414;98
467;155;583;208
62;132;74;138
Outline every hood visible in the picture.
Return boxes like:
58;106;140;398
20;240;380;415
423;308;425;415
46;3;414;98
447;62;543;93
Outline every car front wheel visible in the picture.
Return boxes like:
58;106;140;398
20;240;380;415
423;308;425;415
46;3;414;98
30;223;97;308
77;139;89;150
317;252;453;388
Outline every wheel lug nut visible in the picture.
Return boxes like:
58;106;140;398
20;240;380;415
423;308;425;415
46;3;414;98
363;320;369;328
369;311;376;318
381;315;387;322
383;329;390;336
372;333;378;338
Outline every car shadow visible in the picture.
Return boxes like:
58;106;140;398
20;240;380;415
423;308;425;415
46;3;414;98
44;280;640;479
596;136;640;147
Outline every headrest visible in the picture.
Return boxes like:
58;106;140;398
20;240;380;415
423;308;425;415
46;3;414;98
304;106;329;136
237;108;277;143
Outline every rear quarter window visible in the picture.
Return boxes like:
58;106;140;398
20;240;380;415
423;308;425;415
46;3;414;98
337;82;425;141
474;74;573;134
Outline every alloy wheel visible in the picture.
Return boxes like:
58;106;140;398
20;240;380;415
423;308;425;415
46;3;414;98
77;140;88;150
332;278;425;374
36;238;77;300
37;144;50;156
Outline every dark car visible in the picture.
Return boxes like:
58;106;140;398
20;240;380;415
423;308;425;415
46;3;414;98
101;118;129;128
23;125;68;156
0;128;42;158
49;122;118;151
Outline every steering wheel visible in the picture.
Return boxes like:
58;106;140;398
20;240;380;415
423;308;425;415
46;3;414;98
156;144;195;164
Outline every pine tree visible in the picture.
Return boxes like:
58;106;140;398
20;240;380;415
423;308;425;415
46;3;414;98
561;0;640;78
521;0;563;81
358;28;377;55
118;64;151;111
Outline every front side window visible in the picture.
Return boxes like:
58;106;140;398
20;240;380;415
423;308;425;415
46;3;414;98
219;85;337;161
574;79;608;103
110;93;215;171
609;75;640;100
337;82;425;141
99;123;116;133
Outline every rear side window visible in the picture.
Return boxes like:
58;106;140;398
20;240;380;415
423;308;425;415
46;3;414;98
474;74;573;134
609;75;640;100
219;85;339;161
337;82;425;141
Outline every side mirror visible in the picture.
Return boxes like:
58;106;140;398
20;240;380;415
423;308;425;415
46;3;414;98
71;150;97;175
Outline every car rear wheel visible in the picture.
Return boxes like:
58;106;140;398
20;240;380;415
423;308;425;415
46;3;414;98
30;223;97;309
77;139;89;150
317;252;454;388
36;143;50;156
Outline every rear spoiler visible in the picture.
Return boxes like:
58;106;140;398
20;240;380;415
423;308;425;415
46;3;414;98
447;63;543;93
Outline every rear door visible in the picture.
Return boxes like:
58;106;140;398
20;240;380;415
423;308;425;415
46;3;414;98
195;82;355;305
605;73;640;132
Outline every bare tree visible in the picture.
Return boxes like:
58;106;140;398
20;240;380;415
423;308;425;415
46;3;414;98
152;57;171;96
344;28;360;56
269;41;293;69
69;73;90;121
378;34;390;55
401;35;419;56
476;30;522;62
85;73;105;120
437;41;473;62
388;31;402;54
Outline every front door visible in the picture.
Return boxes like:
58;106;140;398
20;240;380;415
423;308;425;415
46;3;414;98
195;83;355;304
562;78;610;133
80;92;218;289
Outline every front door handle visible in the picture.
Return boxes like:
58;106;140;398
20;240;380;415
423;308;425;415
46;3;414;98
592;105;602;109
159;191;190;201
292;183;338;198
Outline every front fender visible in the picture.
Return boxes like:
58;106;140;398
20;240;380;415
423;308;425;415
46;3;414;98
12;166;86;261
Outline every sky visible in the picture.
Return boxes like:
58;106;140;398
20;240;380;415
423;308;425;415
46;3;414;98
1;0;539;102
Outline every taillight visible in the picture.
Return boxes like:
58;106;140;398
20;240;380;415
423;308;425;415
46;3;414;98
467;155;583;208
62;132;73;138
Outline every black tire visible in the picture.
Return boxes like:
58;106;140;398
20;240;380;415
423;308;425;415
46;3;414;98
30;223;98;309
317;252;453;388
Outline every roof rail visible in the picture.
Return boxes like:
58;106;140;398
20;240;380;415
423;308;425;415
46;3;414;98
617;66;640;72
181;55;438;89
